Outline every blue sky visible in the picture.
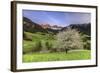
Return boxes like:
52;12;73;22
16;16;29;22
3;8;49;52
23;10;91;27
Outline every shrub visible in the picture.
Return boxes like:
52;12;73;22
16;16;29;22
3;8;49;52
83;40;91;50
23;32;32;41
34;41;42;51
81;34;91;50
45;41;53;50
23;42;35;54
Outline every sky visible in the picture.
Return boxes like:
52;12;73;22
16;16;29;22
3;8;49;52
23;10;91;27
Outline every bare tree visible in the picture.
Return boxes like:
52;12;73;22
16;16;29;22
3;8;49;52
55;28;83;53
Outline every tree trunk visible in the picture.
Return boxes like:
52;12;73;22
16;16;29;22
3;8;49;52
65;49;69;53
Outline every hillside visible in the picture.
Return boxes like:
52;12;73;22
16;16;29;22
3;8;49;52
23;17;47;33
62;23;91;36
23;17;61;34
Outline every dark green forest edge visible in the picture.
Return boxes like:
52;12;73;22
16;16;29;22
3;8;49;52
23;17;91;62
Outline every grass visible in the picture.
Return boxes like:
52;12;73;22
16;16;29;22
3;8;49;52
23;32;56;53
23;50;91;62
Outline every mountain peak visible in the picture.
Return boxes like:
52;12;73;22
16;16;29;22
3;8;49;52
40;24;63;30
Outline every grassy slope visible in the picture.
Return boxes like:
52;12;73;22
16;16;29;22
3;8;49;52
23;50;91;62
23;32;55;53
24;32;55;44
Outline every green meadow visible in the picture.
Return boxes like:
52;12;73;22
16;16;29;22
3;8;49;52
23;50;91;62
